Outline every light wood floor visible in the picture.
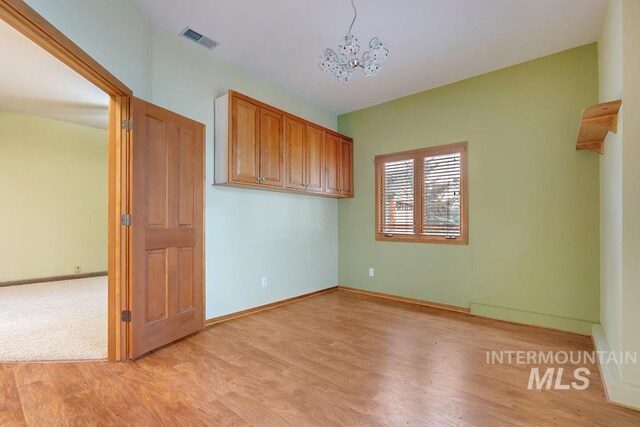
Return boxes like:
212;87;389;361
1;290;639;426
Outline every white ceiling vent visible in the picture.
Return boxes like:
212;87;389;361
180;27;219;50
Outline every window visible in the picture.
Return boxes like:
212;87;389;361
375;142;468;244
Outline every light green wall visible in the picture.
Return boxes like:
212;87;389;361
0;110;107;281
24;0;152;98
150;30;338;319
337;44;600;334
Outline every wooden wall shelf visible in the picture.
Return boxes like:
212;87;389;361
576;100;622;154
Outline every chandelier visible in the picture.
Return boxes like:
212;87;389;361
318;0;389;82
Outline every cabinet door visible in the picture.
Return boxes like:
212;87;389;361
284;118;306;190
339;139;353;196
324;133;341;195
231;97;260;184
305;125;324;193
259;108;284;187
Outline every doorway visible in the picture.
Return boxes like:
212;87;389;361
0;0;205;361
0;12;110;361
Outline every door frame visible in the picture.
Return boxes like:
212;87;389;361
0;0;132;361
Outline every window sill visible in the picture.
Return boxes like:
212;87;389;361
375;234;468;245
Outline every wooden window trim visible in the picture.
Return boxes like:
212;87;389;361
375;141;468;245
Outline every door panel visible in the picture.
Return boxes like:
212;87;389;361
231;97;260;183
145;250;168;323
285;118;305;190
259;108;284;186
178;128;195;226
131;97;205;358
177;247;194;314
340;139;353;196
324;133;341;195
146;117;168;227
305;125;324;193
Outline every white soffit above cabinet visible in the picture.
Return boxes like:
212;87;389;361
134;0;606;114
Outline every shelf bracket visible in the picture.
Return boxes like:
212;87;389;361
576;100;622;155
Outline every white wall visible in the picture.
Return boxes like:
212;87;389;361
150;30;338;318
620;0;640;386
21;1;339;319
597;0;640;408
599;0;623;365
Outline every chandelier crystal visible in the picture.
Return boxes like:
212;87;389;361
319;0;389;82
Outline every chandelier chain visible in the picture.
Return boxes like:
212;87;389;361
348;0;357;36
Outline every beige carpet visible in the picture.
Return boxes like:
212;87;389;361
0;276;107;361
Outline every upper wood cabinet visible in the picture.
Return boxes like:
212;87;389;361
305;125;324;193
259;108;284;187
215;90;353;198
230;97;260;184
285;118;325;193
227;95;283;187
324;133;341;196
339;138;354;197
324;134;353;197
284;118;306;190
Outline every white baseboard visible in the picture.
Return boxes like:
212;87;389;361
592;324;640;410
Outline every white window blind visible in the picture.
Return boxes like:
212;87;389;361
380;159;415;235
422;153;462;238
375;142;467;244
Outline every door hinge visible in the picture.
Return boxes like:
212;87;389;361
121;214;131;227
121;310;131;322
121;119;132;131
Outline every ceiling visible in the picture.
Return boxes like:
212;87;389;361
0;19;109;129
134;0;606;114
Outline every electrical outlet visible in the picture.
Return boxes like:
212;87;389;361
261;277;268;288
369;268;375;277
74;266;81;274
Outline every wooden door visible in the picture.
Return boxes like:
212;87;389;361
339;139;353;196
284;117;306;190
130;98;205;358
305;125;324;193
324;133;341;195
231;97;260;184
259;108;284;186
